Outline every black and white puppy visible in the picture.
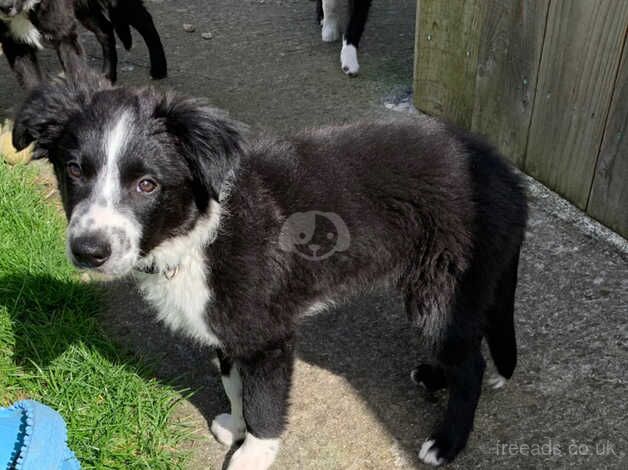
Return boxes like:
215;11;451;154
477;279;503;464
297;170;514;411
0;0;166;88
13;73;528;468
315;0;372;76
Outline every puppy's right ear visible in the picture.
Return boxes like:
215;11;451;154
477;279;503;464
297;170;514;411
12;72;110;155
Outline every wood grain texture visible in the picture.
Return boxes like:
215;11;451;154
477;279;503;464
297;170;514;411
413;0;484;128
587;32;628;239
524;0;628;209
471;0;550;166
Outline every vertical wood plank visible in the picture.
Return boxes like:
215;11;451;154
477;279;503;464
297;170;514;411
587;33;628;238
525;0;628;209
471;0;549;166
413;0;484;128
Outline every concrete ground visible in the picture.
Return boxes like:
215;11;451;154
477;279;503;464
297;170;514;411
1;0;627;469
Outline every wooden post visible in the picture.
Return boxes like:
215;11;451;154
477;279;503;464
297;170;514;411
413;0;484;128
470;0;549;166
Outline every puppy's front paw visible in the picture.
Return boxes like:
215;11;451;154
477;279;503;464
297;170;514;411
340;40;359;76
211;413;245;447
227;434;280;470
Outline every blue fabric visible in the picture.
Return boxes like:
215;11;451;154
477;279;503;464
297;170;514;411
0;400;80;470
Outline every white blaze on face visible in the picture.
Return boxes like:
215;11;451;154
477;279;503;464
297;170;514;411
67;111;143;276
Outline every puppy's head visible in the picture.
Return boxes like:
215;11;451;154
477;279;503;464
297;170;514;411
13;73;243;276
0;0;39;17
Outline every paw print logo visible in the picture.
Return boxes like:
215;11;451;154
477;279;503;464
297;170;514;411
279;211;350;260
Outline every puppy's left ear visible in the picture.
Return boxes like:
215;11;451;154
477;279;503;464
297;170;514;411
156;93;245;209
13;72;109;155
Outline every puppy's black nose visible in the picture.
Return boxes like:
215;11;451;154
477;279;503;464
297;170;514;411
71;236;111;268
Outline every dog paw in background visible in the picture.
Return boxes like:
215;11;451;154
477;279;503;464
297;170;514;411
316;0;372;76
340;39;359;76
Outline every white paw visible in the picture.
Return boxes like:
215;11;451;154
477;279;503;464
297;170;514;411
321;18;340;42
211;413;246;447
340;40;359;76
227;434;280;470
419;439;445;466
488;373;507;389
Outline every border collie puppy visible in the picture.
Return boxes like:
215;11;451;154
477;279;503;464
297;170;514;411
315;0;372;76
0;0;166;88
13;72;528;468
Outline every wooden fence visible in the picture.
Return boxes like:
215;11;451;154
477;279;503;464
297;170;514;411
413;0;628;238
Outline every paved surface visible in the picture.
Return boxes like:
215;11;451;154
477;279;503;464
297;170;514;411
1;1;627;469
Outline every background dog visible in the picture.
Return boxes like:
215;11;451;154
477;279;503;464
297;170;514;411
0;0;166;87
13;72;527;468
316;0;373;76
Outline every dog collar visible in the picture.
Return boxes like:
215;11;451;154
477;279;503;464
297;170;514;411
135;264;179;280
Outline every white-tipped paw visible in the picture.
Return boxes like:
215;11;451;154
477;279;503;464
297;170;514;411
340;40;359;76
211;413;246;447
227;434;280;470
419;439;446;466
488;373;507;389
321;19;340;42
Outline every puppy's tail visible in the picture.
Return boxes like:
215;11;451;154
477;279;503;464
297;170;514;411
485;249;520;380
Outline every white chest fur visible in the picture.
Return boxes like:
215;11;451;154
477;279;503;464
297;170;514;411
2;13;43;49
136;260;219;345
134;208;222;346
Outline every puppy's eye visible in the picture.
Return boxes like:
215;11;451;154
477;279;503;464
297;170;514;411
137;178;158;194
67;163;82;179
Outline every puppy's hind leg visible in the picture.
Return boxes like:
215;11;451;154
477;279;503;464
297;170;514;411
485;249;520;389
227;340;295;470
78;13;118;83
1;38;42;89
124;0;167;79
211;349;246;447
321;0;341;42
54;31;87;80
405;295;447;397
419;307;485;466
411;364;446;393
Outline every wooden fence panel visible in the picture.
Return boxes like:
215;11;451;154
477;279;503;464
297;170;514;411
524;0;628;209
413;0;484;128
587;34;628;238
470;0;549;166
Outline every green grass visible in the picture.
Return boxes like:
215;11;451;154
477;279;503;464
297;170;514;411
0;161;191;469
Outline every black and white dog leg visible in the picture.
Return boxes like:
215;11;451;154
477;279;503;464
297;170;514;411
340;0;372;76
227;342;294;470
211;351;247;447
321;0;341;42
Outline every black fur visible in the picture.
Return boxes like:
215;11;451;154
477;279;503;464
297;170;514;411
13;74;528;466
0;0;166;87
344;0;372;49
